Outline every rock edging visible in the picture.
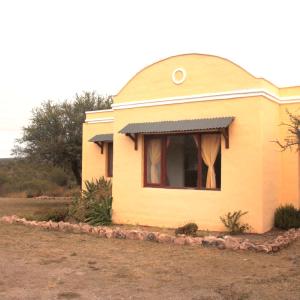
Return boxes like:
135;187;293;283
1;215;300;253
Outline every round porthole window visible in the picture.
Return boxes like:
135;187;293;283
172;68;186;84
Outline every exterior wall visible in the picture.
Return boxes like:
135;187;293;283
279;103;300;208
85;109;114;122
81;54;300;233
260;99;281;231
114;54;262;103
82;119;113;187
112;97;266;232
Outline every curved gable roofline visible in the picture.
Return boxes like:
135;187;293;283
115;53;278;98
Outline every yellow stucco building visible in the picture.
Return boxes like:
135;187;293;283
82;54;300;233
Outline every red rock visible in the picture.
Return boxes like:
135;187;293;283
105;228;113;238
125;230;140;240
137;231;147;240
157;233;173;243
192;237;203;245
217;241;226;250
174;237;186;245
91;227;99;235
145;232;158;242
71;224;81;233
1;216;11;223
254;244;270;252
50;222;59;230
113;229;126;239
269;243;280;252
97;227;107;238
239;241;255;251
184;236;197;245
28;220;37;226
81;224;92;233
224;236;240;250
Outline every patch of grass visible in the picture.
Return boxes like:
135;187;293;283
26;207;69;222
0;197;71;218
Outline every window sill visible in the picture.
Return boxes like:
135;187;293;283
144;185;221;191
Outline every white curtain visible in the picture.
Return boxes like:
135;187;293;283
148;138;161;184
201;134;220;188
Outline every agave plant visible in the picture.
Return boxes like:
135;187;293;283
85;196;113;226
69;177;113;225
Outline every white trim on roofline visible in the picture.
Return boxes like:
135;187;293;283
110;89;300;110
85;108;114;114
83;89;300;114
85;117;114;124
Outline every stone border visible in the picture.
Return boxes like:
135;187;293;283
1;215;300;253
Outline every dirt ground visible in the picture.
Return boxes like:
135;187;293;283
0;198;300;300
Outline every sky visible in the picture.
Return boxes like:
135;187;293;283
1;0;300;158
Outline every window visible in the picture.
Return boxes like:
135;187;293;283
144;133;221;190
107;143;113;177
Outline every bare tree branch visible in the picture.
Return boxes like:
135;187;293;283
273;109;300;152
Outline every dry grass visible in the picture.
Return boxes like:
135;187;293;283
0;198;300;299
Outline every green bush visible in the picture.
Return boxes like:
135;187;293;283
48;167;69;186
175;223;198;236
69;177;113;225
21;179;54;198
220;210;250;234
274;204;300;230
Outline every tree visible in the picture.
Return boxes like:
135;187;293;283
13;91;112;185
275;110;300;150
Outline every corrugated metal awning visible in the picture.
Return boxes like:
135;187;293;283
119;117;234;134
89;134;113;143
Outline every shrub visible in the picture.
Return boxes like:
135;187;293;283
48;168;69;187
21;179;54;198
274;204;300;230
69;177;113;225
27;207;69;222
0;158;77;197
175;223;198;236
220;210;250;234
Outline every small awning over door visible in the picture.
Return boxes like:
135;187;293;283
89;134;113;154
89;134;113;143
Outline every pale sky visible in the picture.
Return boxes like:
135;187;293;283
1;0;300;157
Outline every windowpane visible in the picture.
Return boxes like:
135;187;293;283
144;133;221;190
166;135;198;188
146;138;161;184
107;143;113;177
